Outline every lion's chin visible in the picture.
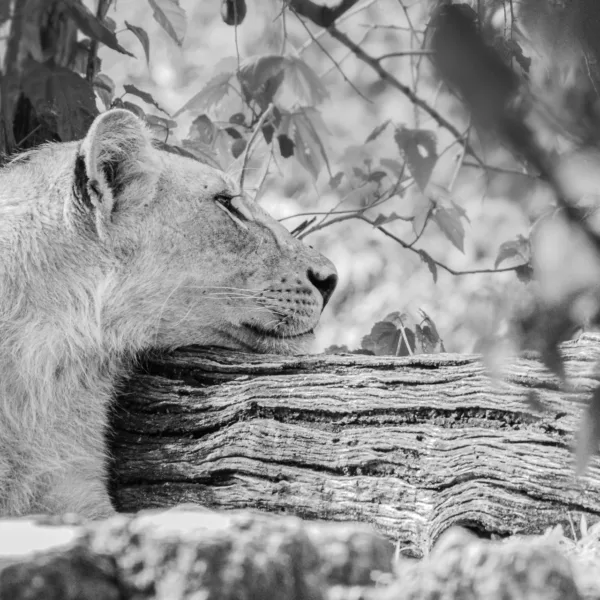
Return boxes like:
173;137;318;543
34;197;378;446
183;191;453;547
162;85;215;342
212;324;316;355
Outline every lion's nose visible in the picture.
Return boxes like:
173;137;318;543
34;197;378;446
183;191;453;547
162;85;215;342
307;267;338;309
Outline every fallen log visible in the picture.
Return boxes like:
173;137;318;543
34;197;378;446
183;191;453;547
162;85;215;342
110;332;600;558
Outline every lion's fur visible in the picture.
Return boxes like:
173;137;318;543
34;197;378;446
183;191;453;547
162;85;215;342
0;109;336;518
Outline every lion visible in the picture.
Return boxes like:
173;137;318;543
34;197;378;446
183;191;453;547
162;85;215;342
0;109;337;519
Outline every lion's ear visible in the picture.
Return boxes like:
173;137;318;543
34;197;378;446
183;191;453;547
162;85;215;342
74;109;157;237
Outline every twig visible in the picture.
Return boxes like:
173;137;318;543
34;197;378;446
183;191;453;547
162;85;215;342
356;215;524;275
376;50;434;61
359;23;423;33
86;0;113;83
253;149;273;201
240;104;273;190
291;8;370;102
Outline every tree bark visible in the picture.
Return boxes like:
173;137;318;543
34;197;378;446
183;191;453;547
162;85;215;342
110;332;600;558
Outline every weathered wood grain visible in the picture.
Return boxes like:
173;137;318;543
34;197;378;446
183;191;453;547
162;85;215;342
110;332;600;557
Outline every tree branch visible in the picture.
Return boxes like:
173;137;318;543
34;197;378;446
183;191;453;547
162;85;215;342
327;25;484;165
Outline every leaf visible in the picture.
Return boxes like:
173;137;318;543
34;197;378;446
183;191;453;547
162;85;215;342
148;0;187;46
394;127;437;190
231;138;247;159
414;309;445;353
361;320;401;356
262;123;274;144
229;112;246;125
432;206;465;252
372;212;410;227
576;385;600;475
125;22;151;65
495;235;529;268
174;71;233;117
62;0;134;57
288;108;330;180
368;171;387;183
418;250;438;282
122;101;146;119
187;114;216;145
225;126;242;139
283;55;328;105
353;166;367;179
380;158;404;178
21;59;98;142
329;172;344;189
93;73;115;109
238;54;327;106
366;120;390;143
145;114;177;138
277;134;294;158
123;84;169;116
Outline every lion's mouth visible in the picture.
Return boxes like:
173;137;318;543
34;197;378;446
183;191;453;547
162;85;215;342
242;323;315;339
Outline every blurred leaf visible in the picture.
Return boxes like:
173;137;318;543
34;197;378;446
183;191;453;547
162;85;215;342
122;101;146;119
187;115;216;145
366;120;390;143
329;172;344;189
284;55;328;105
145;114;177;139
419;250;438;282
225;126;242;139
262;123;274;144
577;385;600;475
277;133;294;158
253;71;285;111
125;21;151;65
394;127;437;190
231;138;247;158
0;1;10;28
353;166;366;179
495;235;530;268
506;38;531;73
380;158;404;178
104;16;116;31
181;139;222;169
368;170;387;183
289;107;330;180
238;54;327;107
431;4;519;128
21;59;98;141
148;0;186;46
93;73;115;109
123;83;169;116
229;112;246;125
432;206;465;252
62;0;134;57
372;212;410;227
73;40;100;75
174;71;233;116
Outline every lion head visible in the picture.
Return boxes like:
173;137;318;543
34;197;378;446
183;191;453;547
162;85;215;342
3;109;337;356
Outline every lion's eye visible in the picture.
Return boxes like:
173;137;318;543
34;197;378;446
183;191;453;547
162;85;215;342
214;193;252;228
